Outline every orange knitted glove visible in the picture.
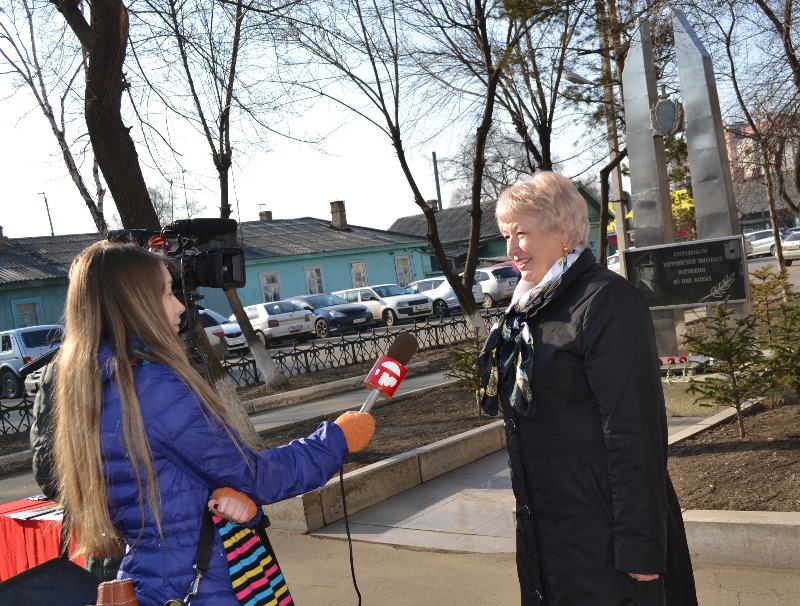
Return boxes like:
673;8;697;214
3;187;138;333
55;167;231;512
333;411;375;453
208;487;257;523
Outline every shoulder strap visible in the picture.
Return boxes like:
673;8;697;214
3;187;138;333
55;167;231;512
195;507;216;573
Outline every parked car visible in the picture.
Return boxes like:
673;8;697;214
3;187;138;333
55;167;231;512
332;284;432;326
781;231;800;266
744;229;789;257
287;294;375;338
0;325;63;398
233;301;314;345
405;276;486;316
198;309;248;359
473;264;520;308
606;252;622;274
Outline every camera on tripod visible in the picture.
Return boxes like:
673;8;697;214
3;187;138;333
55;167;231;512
107;218;246;292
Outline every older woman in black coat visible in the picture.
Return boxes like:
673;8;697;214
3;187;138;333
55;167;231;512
479;172;697;606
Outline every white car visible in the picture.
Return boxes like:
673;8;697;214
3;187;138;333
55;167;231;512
0;325;63;398
473;265;520;308
198;309;248;359
606;252;622;274
234;301;313;345
332;284;432;326
744;229;787;257
781;231;800;266
405;277;485;316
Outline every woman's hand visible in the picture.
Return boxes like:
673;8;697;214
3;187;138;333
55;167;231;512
333;411;375;453
208;487;257;523
628;573;660;582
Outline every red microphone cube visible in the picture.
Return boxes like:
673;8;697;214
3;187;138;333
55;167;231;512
364;354;407;398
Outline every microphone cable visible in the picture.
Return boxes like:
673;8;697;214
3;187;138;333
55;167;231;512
339;467;362;605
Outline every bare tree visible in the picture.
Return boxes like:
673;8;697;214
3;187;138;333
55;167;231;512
681;0;800;269
287;0;542;334
137;0;291;387
0;0;108;235
442;128;535;206
49;0;159;229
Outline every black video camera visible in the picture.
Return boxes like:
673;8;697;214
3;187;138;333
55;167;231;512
107;218;246;292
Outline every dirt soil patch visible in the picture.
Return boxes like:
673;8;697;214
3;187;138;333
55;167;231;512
668;400;800;512
4;346;798;512
259;348;800;512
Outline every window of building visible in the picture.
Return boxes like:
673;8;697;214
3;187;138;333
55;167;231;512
12;299;42;328
259;272;281;302
305;266;324;294
394;256;412;286
350;261;368;288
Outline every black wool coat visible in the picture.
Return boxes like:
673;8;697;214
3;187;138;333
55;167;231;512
491;250;697;606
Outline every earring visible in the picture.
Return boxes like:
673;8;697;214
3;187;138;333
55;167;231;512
562;243;569;255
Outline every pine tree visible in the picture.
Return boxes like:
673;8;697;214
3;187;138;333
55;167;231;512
684;301;767;437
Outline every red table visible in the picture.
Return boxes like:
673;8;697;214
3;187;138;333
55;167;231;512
0;498;83;582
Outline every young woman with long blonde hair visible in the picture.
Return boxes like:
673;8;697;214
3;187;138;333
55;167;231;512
53;241;373;605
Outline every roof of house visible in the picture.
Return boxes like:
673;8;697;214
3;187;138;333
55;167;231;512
237;217;427;260
388;202;501;245
0;217;428;285
0;232;101;285
388;186;605;245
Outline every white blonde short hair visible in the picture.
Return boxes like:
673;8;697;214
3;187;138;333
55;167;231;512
496;171;590;248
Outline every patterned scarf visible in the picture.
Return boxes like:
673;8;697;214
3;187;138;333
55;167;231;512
478;249;583;418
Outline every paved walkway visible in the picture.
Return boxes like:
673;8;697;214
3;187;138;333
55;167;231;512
2;370;799;604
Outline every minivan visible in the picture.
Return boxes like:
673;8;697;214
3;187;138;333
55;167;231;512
0;325;63;398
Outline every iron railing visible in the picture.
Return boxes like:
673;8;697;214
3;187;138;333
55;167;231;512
0;309;505;434
0;391;34;436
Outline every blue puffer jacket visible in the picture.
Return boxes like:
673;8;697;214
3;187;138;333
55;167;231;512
98;342;348;606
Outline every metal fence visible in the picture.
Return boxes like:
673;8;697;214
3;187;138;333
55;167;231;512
0;309;505;435
0;394;34;436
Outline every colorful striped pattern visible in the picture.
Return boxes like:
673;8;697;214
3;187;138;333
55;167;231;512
213;515;294;606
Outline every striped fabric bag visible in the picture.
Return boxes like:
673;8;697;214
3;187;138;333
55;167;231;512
212;514;294;606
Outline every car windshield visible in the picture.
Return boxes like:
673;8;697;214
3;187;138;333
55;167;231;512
21;328;63;348
301;294;348;308
373;285;407;297
492;266;520;279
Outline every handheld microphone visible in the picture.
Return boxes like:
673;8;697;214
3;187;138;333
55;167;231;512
360;332;418;413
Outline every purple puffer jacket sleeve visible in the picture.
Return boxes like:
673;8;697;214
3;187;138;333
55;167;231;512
138;366;348;504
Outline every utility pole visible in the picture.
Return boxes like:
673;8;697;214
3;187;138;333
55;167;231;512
432;151;443;211
37;192;55;237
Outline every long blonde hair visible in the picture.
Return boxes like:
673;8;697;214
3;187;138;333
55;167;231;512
53;241;262;557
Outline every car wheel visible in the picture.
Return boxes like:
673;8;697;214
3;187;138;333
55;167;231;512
255;331;267;346
770;245;777;256
433;300;449;317
383;309;398;326
1;370;23;399
786;259;793;266
483;294;495;309
315;318;331;338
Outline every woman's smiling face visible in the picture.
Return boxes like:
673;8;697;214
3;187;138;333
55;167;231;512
498;214;569;285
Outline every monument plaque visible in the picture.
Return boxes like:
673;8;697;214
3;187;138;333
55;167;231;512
623;236;749;309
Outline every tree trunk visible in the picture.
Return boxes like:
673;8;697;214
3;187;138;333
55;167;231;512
465;309;489;340
53;0;159;230
224;289;288;388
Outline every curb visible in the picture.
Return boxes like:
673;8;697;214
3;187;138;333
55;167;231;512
263;421;506;533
